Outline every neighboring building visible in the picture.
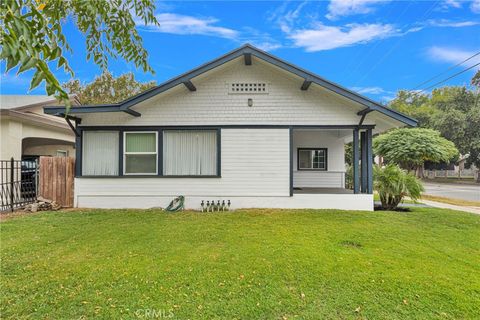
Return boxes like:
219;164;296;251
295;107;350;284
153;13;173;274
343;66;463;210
45;44;416;211
0;95;79;161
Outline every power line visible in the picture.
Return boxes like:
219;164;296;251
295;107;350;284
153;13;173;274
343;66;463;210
411;51;480;90
352;0;438;87
415;62;480;93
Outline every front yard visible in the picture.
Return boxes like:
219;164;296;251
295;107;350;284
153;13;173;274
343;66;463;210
1;208;479;319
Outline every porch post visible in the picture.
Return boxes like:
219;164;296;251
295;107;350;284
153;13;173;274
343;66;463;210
75;126;82;177
352;128;360;194
367;128;373;194
289;127;293;196
360;131;367;193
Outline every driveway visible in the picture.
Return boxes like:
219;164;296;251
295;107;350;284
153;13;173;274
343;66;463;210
422;182;480;202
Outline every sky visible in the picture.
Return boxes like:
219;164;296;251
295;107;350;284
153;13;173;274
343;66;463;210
1;0;480;103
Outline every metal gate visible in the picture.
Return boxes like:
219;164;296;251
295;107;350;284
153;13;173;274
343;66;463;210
0;158;38;212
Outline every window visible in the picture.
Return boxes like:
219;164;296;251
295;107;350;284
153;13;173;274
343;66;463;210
298;148;327;171
56;150;68;157
124;132;158;175
82;131;119;176
163;130;217;176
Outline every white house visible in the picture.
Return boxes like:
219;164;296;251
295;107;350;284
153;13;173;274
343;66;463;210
45;45;416;211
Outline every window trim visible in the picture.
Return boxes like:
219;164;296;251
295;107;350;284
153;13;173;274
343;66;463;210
162;129;219;177
123;131;158;175
56;150;68;157
297;148;328;171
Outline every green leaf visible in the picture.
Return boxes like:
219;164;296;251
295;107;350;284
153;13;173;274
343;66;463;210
18;57;37;74
30;70;45;90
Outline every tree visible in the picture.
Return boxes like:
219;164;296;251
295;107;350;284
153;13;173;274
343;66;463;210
472;70;480;88
389;82;480;171
1;0;159;107
64;71;156;105
374;164;424;210
373;128;458;175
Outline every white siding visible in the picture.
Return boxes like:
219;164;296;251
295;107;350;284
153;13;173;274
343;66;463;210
75;129;290;206
293;130;346;188
77;57;372;127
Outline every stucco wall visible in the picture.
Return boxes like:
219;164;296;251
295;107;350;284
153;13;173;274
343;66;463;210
0;116;75;160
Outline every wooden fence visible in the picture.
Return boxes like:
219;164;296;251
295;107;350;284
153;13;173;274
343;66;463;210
39;157;75;207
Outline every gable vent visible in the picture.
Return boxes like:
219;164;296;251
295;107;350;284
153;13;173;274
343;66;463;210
228;82;269;94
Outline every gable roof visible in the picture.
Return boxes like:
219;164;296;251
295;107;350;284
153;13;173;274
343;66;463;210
44;44;417;126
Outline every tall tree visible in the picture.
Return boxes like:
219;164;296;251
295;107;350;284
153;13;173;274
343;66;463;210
64;71;157;105
389;79;480;170
1;0;158;107
373;128;458;176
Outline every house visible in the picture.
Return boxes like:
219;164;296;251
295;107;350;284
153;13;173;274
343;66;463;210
0;95;80;161
44;44;416;211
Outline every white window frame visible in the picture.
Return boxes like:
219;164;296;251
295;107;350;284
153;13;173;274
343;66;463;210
123;131;158;175
297;148;328;171
56;150;68;157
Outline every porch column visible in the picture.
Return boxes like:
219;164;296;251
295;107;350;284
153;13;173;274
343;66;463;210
367;128;373;194
360;131;367;193
352;128;360;194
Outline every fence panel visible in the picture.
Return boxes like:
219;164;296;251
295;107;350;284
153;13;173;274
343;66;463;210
39;157;75;207
0;158;38;212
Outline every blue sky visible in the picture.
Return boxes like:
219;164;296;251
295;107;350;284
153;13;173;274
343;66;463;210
1;0;479;103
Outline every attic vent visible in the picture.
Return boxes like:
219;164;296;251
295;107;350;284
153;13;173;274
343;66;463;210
228;82;268;94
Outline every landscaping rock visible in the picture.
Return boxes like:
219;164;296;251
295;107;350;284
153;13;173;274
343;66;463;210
24;198;61;212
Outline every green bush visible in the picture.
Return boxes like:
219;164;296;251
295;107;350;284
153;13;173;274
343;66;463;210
374;164;424;210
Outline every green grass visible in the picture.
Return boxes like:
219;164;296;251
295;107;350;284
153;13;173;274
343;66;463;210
1;208;479;319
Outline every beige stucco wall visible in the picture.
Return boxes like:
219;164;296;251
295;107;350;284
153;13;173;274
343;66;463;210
0;116;75;160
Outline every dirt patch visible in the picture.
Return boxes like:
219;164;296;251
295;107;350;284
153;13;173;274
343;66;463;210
0;208;79;222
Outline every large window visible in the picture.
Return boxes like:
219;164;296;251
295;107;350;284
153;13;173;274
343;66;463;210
163;130;217;176
82;131;119;176
298;148;327;171
124;132;158;175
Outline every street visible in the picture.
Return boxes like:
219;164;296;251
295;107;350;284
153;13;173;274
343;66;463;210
422;182;480;202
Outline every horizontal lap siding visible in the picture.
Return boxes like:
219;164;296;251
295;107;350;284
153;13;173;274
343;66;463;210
294;171;344;188
75;129;290;204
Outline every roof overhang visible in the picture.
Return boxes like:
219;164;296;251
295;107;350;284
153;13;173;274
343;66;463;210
44;44;417;127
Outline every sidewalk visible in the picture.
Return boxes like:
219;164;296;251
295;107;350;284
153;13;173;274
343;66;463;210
421;199;480;215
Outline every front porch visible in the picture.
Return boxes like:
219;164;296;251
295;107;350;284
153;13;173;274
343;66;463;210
291;128;373;197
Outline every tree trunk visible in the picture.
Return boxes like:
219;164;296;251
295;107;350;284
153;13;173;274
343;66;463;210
416;165;424;178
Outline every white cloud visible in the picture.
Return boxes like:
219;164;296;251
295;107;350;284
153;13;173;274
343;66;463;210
326;0;387;20
426;19;479;27
427;46;480;64
288;23;397;52
239;27;283;51
351;86;388;95
441;0;462;9
138;13;238;39
471;0;480;13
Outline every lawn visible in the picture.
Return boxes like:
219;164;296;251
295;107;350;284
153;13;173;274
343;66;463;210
1;208;479;319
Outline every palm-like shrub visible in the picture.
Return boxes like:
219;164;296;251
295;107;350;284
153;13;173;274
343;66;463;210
374;164;424;210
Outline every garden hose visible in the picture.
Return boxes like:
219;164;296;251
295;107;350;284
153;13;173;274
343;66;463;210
165;196;185;212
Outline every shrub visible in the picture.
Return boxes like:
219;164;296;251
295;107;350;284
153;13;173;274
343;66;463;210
374;164;424;210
